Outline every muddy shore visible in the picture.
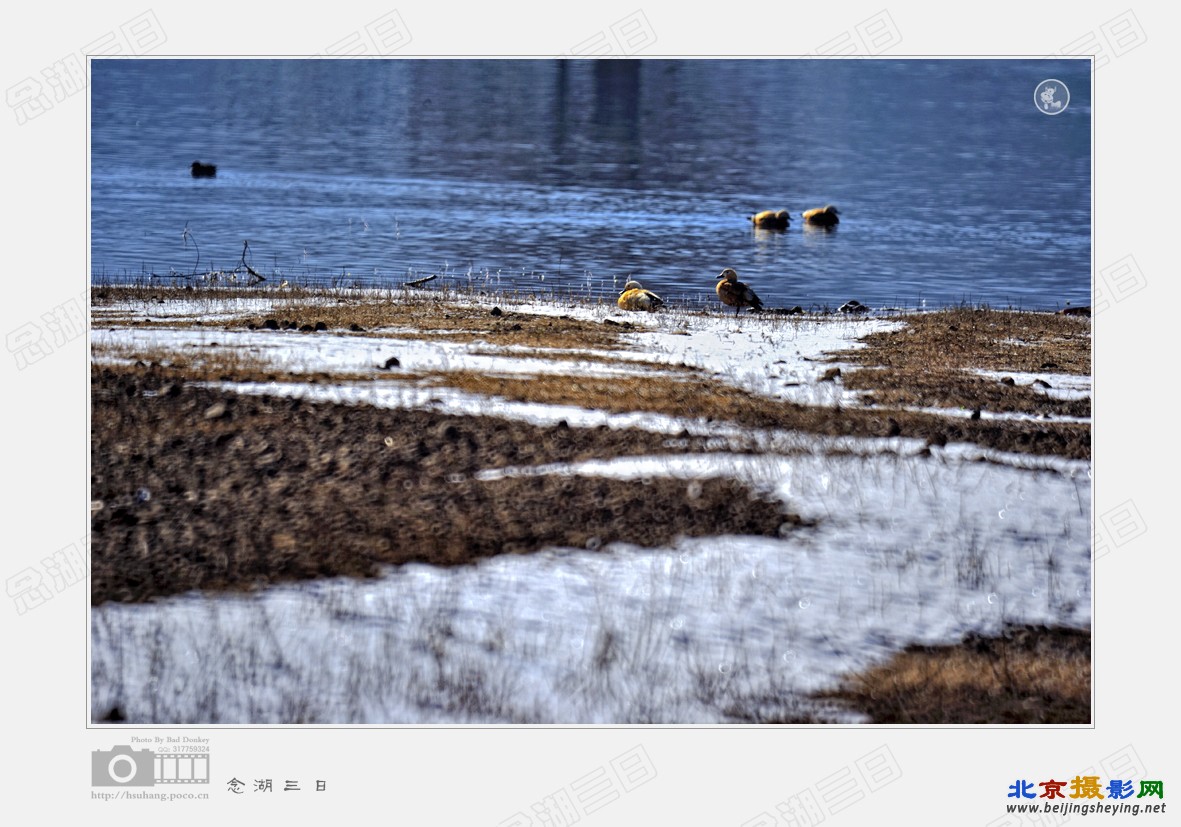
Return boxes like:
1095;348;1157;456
92;364;799;604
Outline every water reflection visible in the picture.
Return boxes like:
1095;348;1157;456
91;58;1091;309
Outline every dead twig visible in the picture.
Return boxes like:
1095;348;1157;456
239;240;266;285
403;274;437;288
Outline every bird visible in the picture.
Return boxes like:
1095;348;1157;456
802;205;840;226
617;280;664;312
715;268;763;315
750;210;790;229
190;161;217;178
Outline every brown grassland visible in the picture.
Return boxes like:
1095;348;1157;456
92;287;1091;723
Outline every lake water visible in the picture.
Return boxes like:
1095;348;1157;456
90;58;1091;311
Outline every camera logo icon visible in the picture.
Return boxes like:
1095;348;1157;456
92;745;157;786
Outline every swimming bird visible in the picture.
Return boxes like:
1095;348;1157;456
715;268;763;315
801;205;840;226
750;210;790;229
190;161;217;178
617;280;664;312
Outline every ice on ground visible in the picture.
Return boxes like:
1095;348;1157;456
91;446;1090;724
90;295;1092;723
91;299;904;413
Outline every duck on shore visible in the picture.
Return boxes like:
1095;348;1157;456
802;205;840;226
617;280;664;312
715;268;763;315
750;210;790;229
190;161;217;178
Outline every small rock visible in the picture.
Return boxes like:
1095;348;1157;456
299;323;315;332
970;408;982;421
1059;306;1091;317
1033;379;1052;389
263;319;280;330
820;367;841;382
203;401;228;420
839;300;868;314
315;321;328;331
349;323;364;332
1001;377;1016;386
380;356;401;370
490;307;503;317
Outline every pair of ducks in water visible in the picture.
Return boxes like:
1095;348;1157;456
751;204;840;229
616;205;840;314
617;268;761;315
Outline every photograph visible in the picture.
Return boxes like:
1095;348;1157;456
88;56;1091;726
3;3;1176;824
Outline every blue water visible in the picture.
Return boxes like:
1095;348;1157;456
90;59;1091;310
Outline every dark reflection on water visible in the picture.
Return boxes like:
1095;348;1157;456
91;58;1090;309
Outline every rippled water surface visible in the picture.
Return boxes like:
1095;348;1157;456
91;58;1091;310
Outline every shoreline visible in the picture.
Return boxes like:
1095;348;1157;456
90;284;1091;724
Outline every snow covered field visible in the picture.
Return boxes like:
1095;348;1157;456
90;291;1091;723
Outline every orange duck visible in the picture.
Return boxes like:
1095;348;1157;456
801;205;840;226
617;280;664;312
715;268;763;315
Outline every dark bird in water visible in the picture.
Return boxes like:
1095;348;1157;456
715;268;764;315
617;280;664;312
750;209;791;229
190;161;217;178
802;205;840;226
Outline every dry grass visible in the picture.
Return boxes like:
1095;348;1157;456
93;341;279;381
90;292;1093;723
421;370;1091;459
92;363;801;603
248;302;632;351
832;308;1090;416
838;307;1091;374
94;284;632;351
93;291;1092;460
814;625;1091;724
842;367;1090;418
90;341;412;386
